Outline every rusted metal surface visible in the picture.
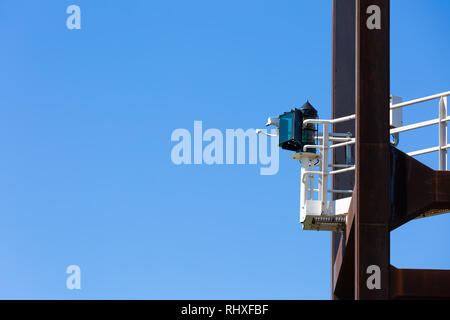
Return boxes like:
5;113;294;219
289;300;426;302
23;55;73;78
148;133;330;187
331;0;356;300
390;147;450;230
331;0;450;300
355;0;391;299
435;171;450;208
390;266;450;299
332;197;355;299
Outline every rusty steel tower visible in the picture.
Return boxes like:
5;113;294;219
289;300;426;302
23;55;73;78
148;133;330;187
258;0;450;299
331;0;450;300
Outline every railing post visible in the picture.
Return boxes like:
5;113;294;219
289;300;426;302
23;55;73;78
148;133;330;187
390;96;402;146
345;132;352;165
300;159;309;218
320;124;329;215
439;96;448;170
309;168;314;200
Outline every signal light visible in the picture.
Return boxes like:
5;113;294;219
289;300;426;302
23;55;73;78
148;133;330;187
278;101;318;153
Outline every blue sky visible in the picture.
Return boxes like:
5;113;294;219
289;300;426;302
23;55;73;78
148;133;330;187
0;0;449;299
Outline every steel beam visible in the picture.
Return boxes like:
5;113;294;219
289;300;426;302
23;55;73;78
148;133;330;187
331;0;356;300
390;266;450;300
355;0;391;299
331;0;450;301
390;147;450;230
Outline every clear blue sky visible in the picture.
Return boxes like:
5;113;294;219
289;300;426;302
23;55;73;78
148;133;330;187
0;0;449;299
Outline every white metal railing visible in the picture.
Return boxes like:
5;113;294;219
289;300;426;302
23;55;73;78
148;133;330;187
390;91;449;170
297;90;449;218
299;115;356;215
390;91;450;110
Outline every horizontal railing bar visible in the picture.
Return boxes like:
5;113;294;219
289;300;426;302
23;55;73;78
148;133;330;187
303;139;355;152
304;114;355;125
302;145;323;152
329;189;353;194
407;146;440;157
390;91;450;110
304;165;356;176
302;145;350;152
390;118;440;134
310;188;354;194
407;144;450;157
329;166;355;175
329;139;356;149
328;164;354;168
303;171;325;176
331;132;353;137
317;132;353;137
316;136;353;142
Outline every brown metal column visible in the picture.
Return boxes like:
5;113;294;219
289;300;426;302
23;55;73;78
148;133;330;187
331;0;356;300
355;0;391;299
